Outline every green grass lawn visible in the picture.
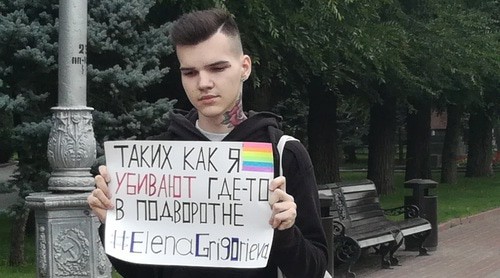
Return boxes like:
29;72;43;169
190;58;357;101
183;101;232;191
0;216;36;277
0;171;499;276
341;171;500;223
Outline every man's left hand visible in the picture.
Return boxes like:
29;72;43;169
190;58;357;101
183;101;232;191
269;176;297;230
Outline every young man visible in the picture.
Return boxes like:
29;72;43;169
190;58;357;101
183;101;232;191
88;8;328;278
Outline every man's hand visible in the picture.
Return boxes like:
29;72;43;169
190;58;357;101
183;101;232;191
268;176;297;230
87;165;114;223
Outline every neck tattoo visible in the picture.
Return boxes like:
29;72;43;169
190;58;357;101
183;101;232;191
221;96;247;128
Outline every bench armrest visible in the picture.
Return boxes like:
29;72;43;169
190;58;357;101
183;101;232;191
332;220;346;236
384;205;420;218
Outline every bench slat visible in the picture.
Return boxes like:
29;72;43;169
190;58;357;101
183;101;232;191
342;191;378;201
348;210;386;222
358;234;395;248
351;216;390;227
341;183;377;193
345;203;381;215
348;220;397;235
400;223;432;236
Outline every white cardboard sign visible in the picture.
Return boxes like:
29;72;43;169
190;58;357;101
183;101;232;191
104;140;275;268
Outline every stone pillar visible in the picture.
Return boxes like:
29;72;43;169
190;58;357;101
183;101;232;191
27;193;110;277
26;0;111;277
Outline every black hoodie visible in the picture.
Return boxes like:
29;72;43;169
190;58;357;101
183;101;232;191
101;109;328;278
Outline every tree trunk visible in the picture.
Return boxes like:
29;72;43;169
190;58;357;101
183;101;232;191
441;104;462;184
495;124;500;150
398;127;405;164
494;123;500;163
343;145;357;163
0;110;15;163
308;82;341;184
9;207;30;266
405;101;432;180
465;108;493;177
367;97;397;195
245;84;274;111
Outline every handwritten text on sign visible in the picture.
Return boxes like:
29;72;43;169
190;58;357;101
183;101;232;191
104;141;275;268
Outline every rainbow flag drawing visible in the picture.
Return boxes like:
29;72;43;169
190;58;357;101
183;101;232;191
241;142;274;172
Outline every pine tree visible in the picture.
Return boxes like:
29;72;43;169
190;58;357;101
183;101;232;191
0;0;175;265
87;0;175;161
0;0;57;265
87;0;172;114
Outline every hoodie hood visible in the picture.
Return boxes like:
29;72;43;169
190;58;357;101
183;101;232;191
165;109;206;140
164;108;282;143
224;110;282;143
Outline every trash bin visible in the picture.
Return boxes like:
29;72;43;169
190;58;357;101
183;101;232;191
319;194;334;276
404;179;438;250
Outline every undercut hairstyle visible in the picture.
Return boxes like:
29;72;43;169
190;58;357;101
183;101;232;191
170;8;242;51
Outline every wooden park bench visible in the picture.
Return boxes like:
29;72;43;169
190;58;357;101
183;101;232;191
318;180;432;277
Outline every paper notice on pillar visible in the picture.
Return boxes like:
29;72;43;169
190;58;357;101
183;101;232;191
103;140;275;268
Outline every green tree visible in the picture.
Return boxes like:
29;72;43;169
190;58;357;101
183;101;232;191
87;0;175;161
423;0;500;180
0;0;175;265
87;0;172;114
466;106;494;177
399;0;436;182
441;104;463;184
495;123;500;156
0;0;57;265
158;0;499;189
391;0;500;183
339;1;411;194
163;0;412;188
337;97;370;164
462;0;500;177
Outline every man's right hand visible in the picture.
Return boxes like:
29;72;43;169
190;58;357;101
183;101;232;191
87;165;114;223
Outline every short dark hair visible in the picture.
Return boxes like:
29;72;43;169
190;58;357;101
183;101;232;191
170;8;241;47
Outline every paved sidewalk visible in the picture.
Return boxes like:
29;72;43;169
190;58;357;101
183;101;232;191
340;208;500;278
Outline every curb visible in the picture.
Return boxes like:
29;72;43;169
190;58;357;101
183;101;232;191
438;207;500;232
